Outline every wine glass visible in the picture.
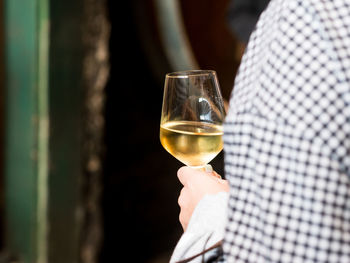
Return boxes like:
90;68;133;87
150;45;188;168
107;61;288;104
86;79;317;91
160;70;226;170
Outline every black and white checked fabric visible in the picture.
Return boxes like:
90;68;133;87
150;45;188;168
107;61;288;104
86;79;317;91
223;0;350;262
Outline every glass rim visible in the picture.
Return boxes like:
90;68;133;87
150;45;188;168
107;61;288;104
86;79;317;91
166;70;217;78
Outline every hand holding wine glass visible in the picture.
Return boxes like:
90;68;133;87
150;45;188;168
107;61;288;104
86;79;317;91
177;166;229;231
160;70;228;230
160;70;226;170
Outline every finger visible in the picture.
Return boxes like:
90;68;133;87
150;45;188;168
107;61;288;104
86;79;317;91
201;169;222;181
179;211;187;231
179;166;222;186
218;179;230;192
177;187;186;207
212;171;222;179
178;187;189;231
177;166;195;186
202;165;221;179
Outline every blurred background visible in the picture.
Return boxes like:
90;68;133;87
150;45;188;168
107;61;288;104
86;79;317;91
0;0;267;262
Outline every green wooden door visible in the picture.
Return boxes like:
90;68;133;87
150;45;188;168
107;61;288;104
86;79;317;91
5;0;50;262
3;0;108;262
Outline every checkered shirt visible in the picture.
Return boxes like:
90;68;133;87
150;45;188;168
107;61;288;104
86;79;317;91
223;0;350;262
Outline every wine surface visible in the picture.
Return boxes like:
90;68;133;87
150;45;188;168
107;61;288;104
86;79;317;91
160;121;223;167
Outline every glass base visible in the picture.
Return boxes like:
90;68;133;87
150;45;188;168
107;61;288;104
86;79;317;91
188;164;213;172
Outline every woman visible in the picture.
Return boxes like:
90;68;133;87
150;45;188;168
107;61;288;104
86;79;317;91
171;0;350;262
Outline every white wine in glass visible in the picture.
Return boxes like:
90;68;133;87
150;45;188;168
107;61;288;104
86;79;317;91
160;70;226;169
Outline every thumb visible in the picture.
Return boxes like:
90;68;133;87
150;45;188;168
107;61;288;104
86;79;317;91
177;166;193;186
177;166;210;186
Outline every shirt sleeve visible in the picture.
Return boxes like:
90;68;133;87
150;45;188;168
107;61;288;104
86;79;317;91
223;0;350;261
170;192;228;263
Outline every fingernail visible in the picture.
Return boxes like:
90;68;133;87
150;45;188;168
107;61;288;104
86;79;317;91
205;164;213;173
